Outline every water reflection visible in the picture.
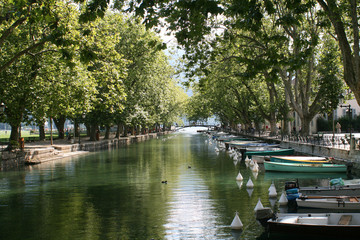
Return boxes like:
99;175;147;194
164;173;219;238
0;127;356;239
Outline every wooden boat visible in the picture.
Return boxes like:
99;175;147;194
296;196;360;210
264;172;346;180
300;185;360;197
267;213;360;238
264;161;347;173
217;137;251;142
227;141;279;150
244;148;294;157
270;156;331;164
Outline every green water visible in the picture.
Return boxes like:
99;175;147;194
0;128;346;239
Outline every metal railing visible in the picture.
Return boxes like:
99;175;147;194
228;129;355;150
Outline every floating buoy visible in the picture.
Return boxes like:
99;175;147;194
230;212;243;230
245;155;250;162
249;159;255;167
251;163;259;172
236;171;243;181
279;192;288;206
268;183;277;198
269;187;277;198
268;182;275;192
246;178;254;188
254;198;264;211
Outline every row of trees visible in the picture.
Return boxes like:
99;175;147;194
2;0;360;143
185;3;345;136
0;1;187;149
103;0;357;137
177;0;352;136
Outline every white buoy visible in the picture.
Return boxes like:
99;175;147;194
231;212;243;230
279;192;288;206
251;163;259;172
254;198;264;211
236;171;243;181
269;186;277;198
268;182;277;198
252;171;258;179
246;178;254;188
245;155;250;162
249;159;255;167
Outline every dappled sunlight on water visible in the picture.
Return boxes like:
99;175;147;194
0;129;348;239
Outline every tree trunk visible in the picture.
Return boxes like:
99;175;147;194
39;124;45;141
90;123;97;141
269;115;277;136
131;126;135;135
8;122;20;150
53;115;66;139
74;119;79;138
104;125;110;139
300;118;310;137
115;123;122;139
123;125;129;137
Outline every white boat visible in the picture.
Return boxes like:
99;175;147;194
300;184;360;196
264;161;347;173
296;196;360;210
267;213;360;238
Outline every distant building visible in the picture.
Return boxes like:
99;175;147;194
290;98;360;135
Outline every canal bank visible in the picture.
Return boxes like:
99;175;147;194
0;131;172;170
225;132;360;176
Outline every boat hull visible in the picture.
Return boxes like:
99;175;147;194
264;161;347;173
300;185;360;196
296;197;360;210
268;220;360;239
270;156;329;164
268;213;360;239
244;149;294;157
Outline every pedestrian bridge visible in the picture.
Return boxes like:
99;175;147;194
175;125;216;131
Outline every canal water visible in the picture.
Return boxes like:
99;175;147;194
0;128;347;239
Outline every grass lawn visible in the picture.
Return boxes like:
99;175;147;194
0;130;59;141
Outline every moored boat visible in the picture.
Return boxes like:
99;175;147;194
267;213;360;239
264;161;347;173
244;148;294;157
296;195;360;210
270;156;331;164
300;185;360;197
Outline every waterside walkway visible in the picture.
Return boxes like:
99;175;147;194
229;131;360;175
0;132;171;170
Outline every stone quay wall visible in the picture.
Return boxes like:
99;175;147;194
0;150;27;170
0;131;171;170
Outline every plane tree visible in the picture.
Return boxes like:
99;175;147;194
0;2;93;148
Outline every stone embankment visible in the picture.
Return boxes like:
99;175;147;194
0;132;171;170
238;134;360;176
